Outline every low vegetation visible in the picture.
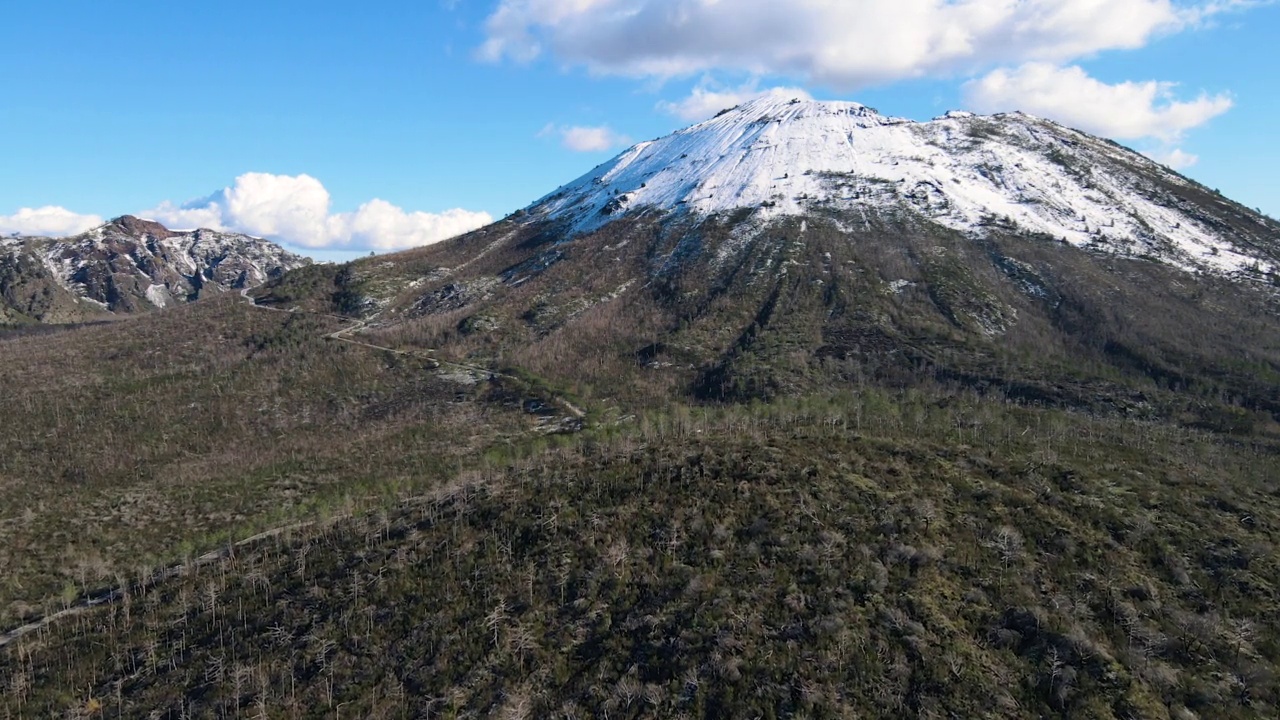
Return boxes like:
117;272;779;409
3;395;1278;718
3;207;1280;717
0;294;547;632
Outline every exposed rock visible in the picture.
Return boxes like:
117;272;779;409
1;216;310;322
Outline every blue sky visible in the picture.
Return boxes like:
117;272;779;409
1;0;1276;261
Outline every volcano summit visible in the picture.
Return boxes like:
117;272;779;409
534;96;1277;278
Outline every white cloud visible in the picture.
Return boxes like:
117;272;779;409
557;125;631;152
221;173;335;246
480;0;1250;89
144;201;227;232
0;206;103;237
339;200;495;250
658;82;813;122
145;173;493;250
963;63;1232;142
1146;147;1199;170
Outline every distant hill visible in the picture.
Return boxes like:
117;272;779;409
0;215;309;323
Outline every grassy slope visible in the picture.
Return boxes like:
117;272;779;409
0;294;554;630
0;242;105;324
2;210;1280;717
305;213;1280;432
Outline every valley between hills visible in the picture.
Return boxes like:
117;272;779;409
2;99;1280;718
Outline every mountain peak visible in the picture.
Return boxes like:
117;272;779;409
107;215;175;239
530;98;1277;278
702;96;896;129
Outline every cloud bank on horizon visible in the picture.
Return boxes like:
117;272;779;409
487;0;1261;164
0;206;105;238
0;173;493;250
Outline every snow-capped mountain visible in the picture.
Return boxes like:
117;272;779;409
1;216;309;322
532;96;1278;278
250;95;1280;414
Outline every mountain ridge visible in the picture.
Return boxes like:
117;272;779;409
530;96;1279;279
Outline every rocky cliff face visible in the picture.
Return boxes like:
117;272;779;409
1;216;310;323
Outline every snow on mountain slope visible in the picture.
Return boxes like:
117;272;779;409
531;96;1276;277
2;216;311;319
40;217;308;293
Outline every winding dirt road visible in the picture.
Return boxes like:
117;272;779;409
239;288;585;418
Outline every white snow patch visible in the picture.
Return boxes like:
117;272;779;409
608;279;636;300
530;96;1275;278
439;369;483;385
11;220;309;307
146;284;170;308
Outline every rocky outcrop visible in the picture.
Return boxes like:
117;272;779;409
0;217;310;322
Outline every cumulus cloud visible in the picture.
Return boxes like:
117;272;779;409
658;82;813;122
963;63;1232;141
0;206;103;237
479;0;1247;89
554;125;632;152
143;201;227;232
220;173;334;243
145;173;493;250
340;200;496;250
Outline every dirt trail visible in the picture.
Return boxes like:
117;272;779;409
240;288;586;419
0;522;313;649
